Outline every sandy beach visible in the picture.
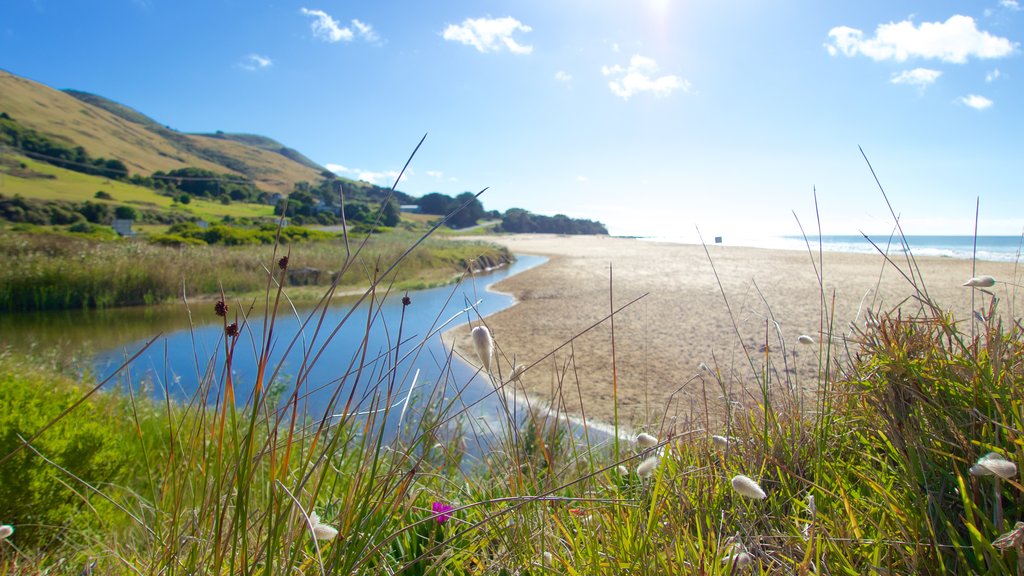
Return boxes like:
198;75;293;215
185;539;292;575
448;234;1023;432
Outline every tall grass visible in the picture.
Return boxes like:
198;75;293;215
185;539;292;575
1;184;1023;574
0;231;510;312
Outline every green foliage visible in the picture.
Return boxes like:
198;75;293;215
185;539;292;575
0;230;509;311
154;167;261;203
414;192;484;228
381;197;401;227
499;207;608;235
0;355;154;549
114;205;138;220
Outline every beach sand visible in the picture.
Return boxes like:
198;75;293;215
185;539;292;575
447;234;1022;432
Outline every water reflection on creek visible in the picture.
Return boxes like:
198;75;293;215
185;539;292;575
1;255;556;448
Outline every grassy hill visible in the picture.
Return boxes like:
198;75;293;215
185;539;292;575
0;69;327;194
1;156;274;222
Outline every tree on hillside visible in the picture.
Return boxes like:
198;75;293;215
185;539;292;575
114;206;137;220
416;192;454;215
380;198;400;227
449;192;483;228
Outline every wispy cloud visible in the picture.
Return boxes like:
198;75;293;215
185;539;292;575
301;8;352;42
358;170;401;185
351;19;378;42
601;55;689;100
890;67;941;88
986;68;1002;82
1001;0;1021;11
554;70;572;83
426;170;444;179
957;94;994;110
300;8;378;43
328;163;403;185
825;15;1017;63
239;54;273;71
576;175;589;182
442;16;533;54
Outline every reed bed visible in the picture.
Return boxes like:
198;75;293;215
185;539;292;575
0;231;509;312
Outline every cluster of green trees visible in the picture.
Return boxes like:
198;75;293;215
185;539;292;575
416;192;497;228
142;167;264;204
0;112;129;179
0;193;188;227
498;208;608;235
413;192;607;234
273;177;407;228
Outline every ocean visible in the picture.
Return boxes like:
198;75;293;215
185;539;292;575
643;235;1024;263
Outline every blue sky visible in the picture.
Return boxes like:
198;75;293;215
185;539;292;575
2;0;1022;238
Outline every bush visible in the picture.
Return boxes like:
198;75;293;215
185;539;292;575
0;357;154;548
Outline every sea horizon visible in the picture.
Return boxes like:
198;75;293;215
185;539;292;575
638;234;1024;263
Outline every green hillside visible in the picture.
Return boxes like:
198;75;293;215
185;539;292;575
0;156;274;222
0;69;325;194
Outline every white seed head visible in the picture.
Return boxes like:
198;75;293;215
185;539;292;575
970;452;1017;479
964;275;997;288
0;525;12;539
471;326;493;373
542;551;553;566
637;456;659;479
309;512;339;540
797;334;814;345
807;494;816;515
711;435;730;451
313;523;338;540
635;432;658;449
722;552;752;568
731;474;767;499
509;364;525;381
616;465;629;476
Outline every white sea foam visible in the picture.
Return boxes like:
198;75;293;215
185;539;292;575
639;235;1022;263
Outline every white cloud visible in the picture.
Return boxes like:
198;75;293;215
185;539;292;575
825;15;1017;63
554;70;572;82
442;17;533;54
1001;0;1021;10
576;175;589;182
326;163;351;174
986;68;1002;82
239;54;273;71
426;170;444;179
351;19;378;42
602;54;690;100
301;8;353;42
611;42;621;53
958;94;994;109
357;170;402;185
890;67;941;88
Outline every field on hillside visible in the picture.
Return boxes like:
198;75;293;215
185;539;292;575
1;156;275;220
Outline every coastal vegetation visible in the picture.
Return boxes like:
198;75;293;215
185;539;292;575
0;230;1021;574
4;67;1017;575
0;230;510;312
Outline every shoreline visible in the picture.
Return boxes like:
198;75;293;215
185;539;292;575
448;233;1024;430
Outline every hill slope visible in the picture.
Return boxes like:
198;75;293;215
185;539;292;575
0;70;325;194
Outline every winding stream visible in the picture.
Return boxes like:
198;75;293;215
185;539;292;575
1;255;548;443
